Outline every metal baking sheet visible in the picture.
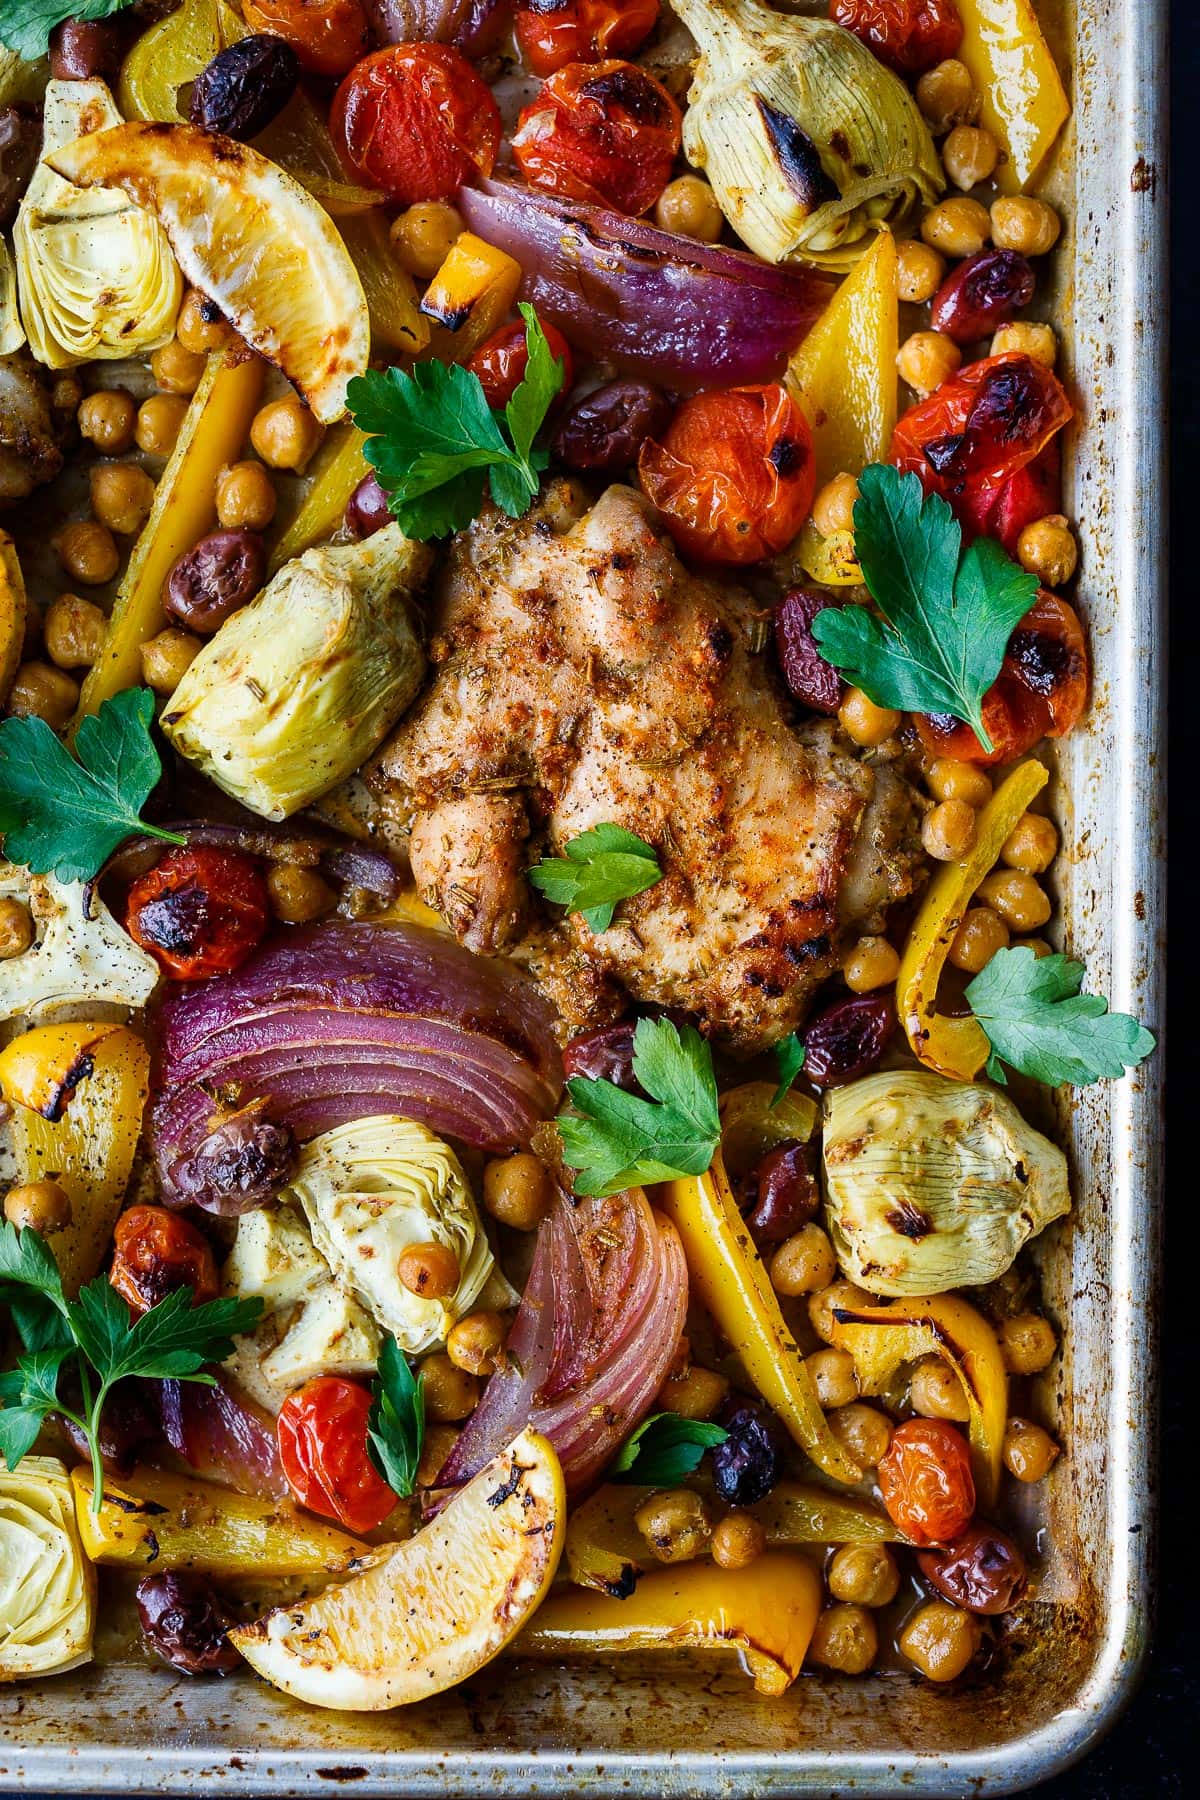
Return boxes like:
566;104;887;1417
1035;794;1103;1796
0;0;1166;1791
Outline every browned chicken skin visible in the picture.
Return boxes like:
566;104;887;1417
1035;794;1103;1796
374;481;921;1052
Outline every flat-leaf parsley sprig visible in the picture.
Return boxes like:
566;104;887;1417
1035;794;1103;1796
528;824;663;933
0;0;138;60
965;946;1156;1087
366;1335;426;1498
557;1016;721;1197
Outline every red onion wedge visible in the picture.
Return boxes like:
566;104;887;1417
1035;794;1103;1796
156;1374;287;1499
456;177;834;389
438;1186;688;1497
366;0;509;53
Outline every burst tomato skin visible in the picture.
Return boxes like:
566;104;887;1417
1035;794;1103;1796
878;1418;975;1546
891;353;1074;499
829;0;963;74
466;316;574;408
512;59;681;216
125;846;269;981
241;0;368;79
638;384;816;565
957;440;1061;555
110;1206;220;1315
515;0;660;76
331;43;501;204
277;1377;396;1533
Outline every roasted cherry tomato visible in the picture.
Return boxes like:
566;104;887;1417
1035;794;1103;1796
466;315;574;408
916;590;1088;765
241;0;367;79
891;352;1074;500
829;0;963;74
512;60;681;217
514;0;660;76
331;43;501;204
277;1377;396;1533
638;384;816;564
878;1417;976;1547
110;1205;220;1315
957;440;1061;555
125;846;269;981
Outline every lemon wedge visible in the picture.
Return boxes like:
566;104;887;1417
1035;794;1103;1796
47;123;368;423
229;1428;564;1710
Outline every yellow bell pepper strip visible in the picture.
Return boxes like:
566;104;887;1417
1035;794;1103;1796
0;1024;149;1295
420;234;523;365
72;344;264;726
267;422;368;575
660;1156;863;1486
829;1293;1007;1505
896;757;1049;1079
786;228;898;487
71;1465;370;1580
754;1479;902;1546
792;519;864;587
0;529;28;708
955;0;1070;193
0;1021;126;1120
256;91;384;218
518;1553;823;1695
338;213;431;359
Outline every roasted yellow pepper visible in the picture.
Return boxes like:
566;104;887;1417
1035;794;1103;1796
420;233;523;364
786;228;898;486
0;529;27;707
268;422;368;576
791;519;864;588
955;0;1070;193
896;758;1049;1078
337;212;430;358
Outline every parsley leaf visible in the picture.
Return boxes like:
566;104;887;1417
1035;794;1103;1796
0;0;137;60
771;1033;806;1107
68;1280;258;1387
528;823;663;933
0;686;185;882
557;1016;721;1197
812;464;1039;753
610;1413;728;1485
366;1336;425;1498
347;306;566;540
965;946;1157;1087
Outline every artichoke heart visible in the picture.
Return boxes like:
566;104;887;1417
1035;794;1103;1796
0;240;23;354
13;80;180;369
163;522;432;820
822;1071;1070;1295
0;1456;96;1681
672;0;943;270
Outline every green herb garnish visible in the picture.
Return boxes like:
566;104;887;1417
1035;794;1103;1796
965;946;1156;1087
557;1016;721;1198
0;0;137;60
610;1413;728;1485
528;824;663;933
366;1335;426;1499
770;1033;806;1107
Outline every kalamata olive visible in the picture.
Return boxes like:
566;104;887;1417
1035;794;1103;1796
774;587;845;714
344;471;394;539
165;529;266;634
190;36;300;140
711;1401;784;1506
136;1572;241;1676
57;1376;158;1476
742;1139;820;1243
166;1100;298;1215
49;18;125;81
562;1020;639;1089
930;249;1036;346
552;380;672;475
917;1522;1028;1615
803;991;894;1087
0;108;40;231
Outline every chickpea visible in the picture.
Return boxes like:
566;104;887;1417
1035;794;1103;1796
140;627;200;695
482;1151;552;1231
420;1351;480;1422
949;904;1011;973
839;687;899;748
657;1362;730;1421
151;337;208;397
896;238;945;304
416;1422;460;1487
136;393;189;458
976;869;1051;932
56;519;118;586
43;593;106;670
1000;812;1058;874
927;757;992;808
52;374;84;415
215;460;277;532
77;387;137;454
265;864;336;925
0;896;35;959
897;329;962;397
991;320;1058;367
842;935;900;994
812;471;859;537
942;124;1000;191
634;1488;711;1564
1002;1415;1060;1483
4;1179;73;1234
390;201;465;279
991;195;1062;257
1017;514;1078;587
827;1402;893;1469
921;196;991;260
997;1312;1057;1376
805;1347;859;1409
828;1543;900;1609
711;1511;766;1571
397;1240;460;1301
915;59;978;135
446;1309;506;1377
1016;935;1053;958
89;462;155;537
6;661;79;728
909;1355;970;1422
250;397;324;472
809;1279;875;1345
921;797;977;862
808;1603;877;1675
654;175;724;242
899;1601;982;1682
770;1223;837;1297
176;287;233;355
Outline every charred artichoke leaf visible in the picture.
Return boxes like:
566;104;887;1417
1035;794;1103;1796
0;1456;96;1680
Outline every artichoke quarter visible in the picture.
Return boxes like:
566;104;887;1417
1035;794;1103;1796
163;522;433;820
821;1071;1070;1295
671;0;943;270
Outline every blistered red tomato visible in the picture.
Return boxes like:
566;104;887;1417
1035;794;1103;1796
110;1206;219;1315
512;60;681;217
331;43;501;204
515;0;660;76
242;0;367;79
466;316;574;408
830;0;963;74
277;1377;396;1534
878;1417;975;1546
957;440;1061;555
125;846;269;981
891;352;1074;499
638;384;816;564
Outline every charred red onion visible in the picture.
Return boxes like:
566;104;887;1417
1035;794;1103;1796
156;1374;287;1499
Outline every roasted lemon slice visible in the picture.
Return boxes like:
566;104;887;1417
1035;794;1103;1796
48;123;368;423
229;1428;564;1710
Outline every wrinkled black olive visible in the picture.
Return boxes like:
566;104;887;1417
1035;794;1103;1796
49;18;125;82
742;1140;820;1244
562;1020;639;1089
802;992;894;1088
136;1573;241;1676
774;588;845;715
931;249;1036;346
552;380;671;475
167;1101;298;1216
344;472;393;539
165;529;266;634
0;108;39;231
711;1401;784;1506
918;1523;1028;1615
190;36;300;141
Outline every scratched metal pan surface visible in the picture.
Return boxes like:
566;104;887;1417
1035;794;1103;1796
0;0;1166;1792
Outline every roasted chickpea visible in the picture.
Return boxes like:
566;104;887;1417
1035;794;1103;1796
809;1279;875;1345
711;1511;766;1570
915;59;977;135
899;1601;982;1682
1015;935;1053;959
4;1179;72;1234
897;329;962;397
991;195;1062;257
136;393;188;458
942;124;1000;191
57;519;118;586
990;320;1058;367
482;1151;553;1231
139;627;201;695
896;238;945;304
921;196;991;259
151;337;208;396
910;1355;970;1422
976;870;1051;932
839;687;899;747
657;1362;730;1421
52;373;84;415
1017;514;1078;587
828;1542;900;1608
842;935;900;994
827;1402;893;1468
927;757;992;808
43;593;106;670
89;462;155;537
1002;1416;1060;1483
6;661;79;728
77;387;137;454
654;174;724;242
805;1347;859;1409
389;201;464;278
997;1312;1057;1376
634;1488;711;1564
812;472;859;537
397;1241;460;1301
0;896;35;959
416;1422;460;1486
176;288;232;355
1000;812;1058;874
265;863;336;924
215;460;277;531
419;1351;480;1422
770;1224;837;1297
948;904;1010;973
446;1309;506;1377
808;1603;877;1675
921;797;977;862
250;397;324;472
